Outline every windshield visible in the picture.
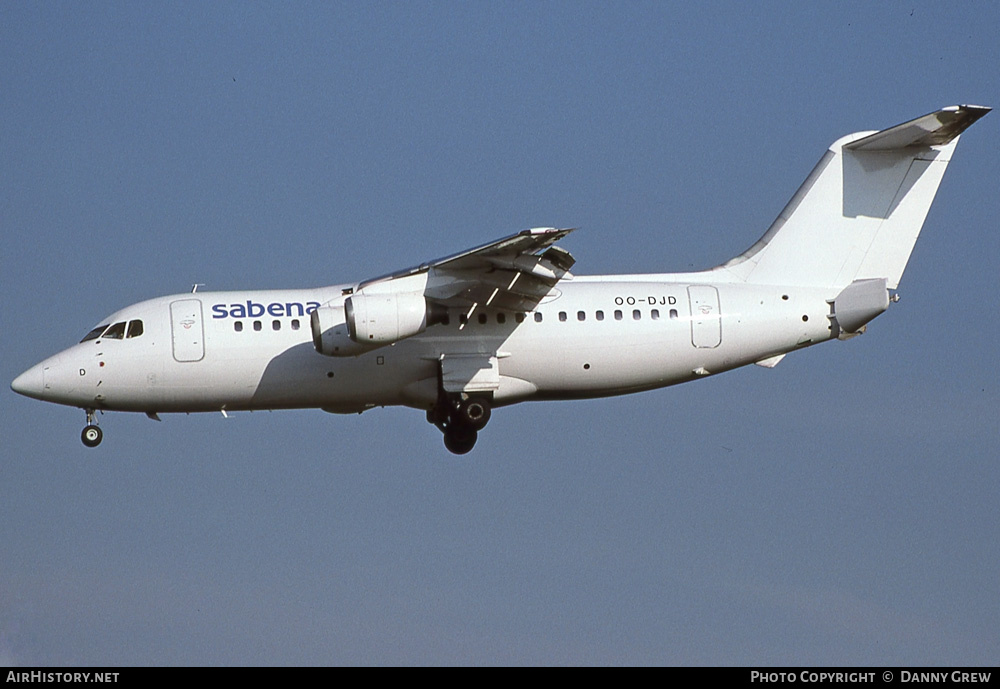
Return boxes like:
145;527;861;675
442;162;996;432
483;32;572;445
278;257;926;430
80;325;109;343
79;319;144;343
102;322;126;339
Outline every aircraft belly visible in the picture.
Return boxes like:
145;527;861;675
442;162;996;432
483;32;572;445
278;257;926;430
248;340;436;411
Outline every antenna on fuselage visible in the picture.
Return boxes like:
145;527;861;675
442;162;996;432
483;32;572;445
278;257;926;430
191;283;204;293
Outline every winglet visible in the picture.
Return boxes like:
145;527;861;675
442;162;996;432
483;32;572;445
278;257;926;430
843;104;990;151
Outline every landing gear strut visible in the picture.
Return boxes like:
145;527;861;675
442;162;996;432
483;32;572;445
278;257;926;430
81;409;102;448
428;364;492;455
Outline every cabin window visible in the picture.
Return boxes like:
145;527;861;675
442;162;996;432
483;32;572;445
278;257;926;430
253;321;262;332
80;325;109;343
497;313;506;324
651;309;660;320
614;310;623;321
126;320;144;338
670;309;679;319
234;321;243;332
291;319;300;330
596;310;604;321
103;322;126;340
515;313;525;323
559;312;567;322
478;312;487;325
272;320;281;331
534;312;543;323
577;311;586;321
460;314;468;326
633;310;641;320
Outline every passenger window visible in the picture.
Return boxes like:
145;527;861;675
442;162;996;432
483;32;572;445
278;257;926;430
126;320;144;338
103;322;126;339
534;312;543;323
633;310;641;320
272;320;281;331
291;319;300;330
234;321;243;332
577;311;585;321
559;312;567;322
253;321;262;332
669;309;679;319
478;313;487;325
651;309;660;320
596;310;604;321
440;315;450;326
80;325;109;343
614;310;623;321
515;313;525;323
460;314;469;326
497;313;506;324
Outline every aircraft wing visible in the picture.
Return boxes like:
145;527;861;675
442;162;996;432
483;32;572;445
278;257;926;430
357;227;576;312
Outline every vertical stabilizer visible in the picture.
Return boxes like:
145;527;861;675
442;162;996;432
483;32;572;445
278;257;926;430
717;105;989;289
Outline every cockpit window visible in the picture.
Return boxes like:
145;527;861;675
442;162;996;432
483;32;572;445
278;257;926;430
126;320;144;338
80;325;109;343
102;322;127;340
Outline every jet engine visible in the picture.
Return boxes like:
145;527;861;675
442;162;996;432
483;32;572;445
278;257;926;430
311;305;374;357
345;292;429;344
311;293;447;356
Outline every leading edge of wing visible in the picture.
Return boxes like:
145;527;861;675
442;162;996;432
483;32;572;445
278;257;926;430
357;227;576;291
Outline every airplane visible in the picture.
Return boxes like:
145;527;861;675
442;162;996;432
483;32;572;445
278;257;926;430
11;105;990;454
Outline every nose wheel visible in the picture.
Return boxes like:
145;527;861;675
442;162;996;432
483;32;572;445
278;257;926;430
81;409;103;448
82;425;103;448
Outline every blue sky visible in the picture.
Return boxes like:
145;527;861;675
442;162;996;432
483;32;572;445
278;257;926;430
2;1;997;665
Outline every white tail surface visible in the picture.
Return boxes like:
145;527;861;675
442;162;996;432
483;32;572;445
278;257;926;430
717;105;989;289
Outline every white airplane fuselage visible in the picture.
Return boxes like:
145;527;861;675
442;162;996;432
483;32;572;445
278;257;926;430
16;276;836;416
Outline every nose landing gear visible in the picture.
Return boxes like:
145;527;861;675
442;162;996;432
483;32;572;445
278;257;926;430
81;409;102;448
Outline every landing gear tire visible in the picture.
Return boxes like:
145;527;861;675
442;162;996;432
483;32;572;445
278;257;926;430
457;397;491;431
443;425;478;455
81;425;103;448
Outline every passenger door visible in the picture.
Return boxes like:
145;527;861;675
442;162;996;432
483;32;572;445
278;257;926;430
170;299;205;362
688;285;721;348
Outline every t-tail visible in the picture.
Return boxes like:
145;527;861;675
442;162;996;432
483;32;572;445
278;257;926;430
716;105;990;289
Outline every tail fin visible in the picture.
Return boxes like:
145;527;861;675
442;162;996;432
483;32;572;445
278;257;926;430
717;105;990;288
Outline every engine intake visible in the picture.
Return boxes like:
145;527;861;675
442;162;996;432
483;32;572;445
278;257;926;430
311;305;373;357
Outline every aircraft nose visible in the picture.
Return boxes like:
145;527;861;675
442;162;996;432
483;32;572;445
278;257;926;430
11;362;47;400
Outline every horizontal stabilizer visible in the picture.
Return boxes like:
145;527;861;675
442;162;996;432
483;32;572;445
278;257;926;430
844;105;990;151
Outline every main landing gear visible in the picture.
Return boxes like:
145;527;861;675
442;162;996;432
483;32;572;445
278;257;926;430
81;409;102;448
429;396;492;455
427;372;493;455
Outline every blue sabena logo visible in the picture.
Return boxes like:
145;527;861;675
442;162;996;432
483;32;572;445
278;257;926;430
212;301;321;319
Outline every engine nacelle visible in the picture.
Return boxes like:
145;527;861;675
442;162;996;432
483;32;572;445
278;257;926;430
346;292;435;344
311;305;377;357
